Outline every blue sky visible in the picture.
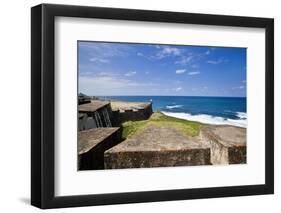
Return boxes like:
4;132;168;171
78;41;246;97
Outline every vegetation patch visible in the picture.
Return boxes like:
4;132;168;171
121;112;202;139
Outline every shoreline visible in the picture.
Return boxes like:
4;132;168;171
109;99;247;128
161;111;247;128
78;99;247;170
93;97;247;128
80;96;247;128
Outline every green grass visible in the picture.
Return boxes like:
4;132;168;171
121;112;202;139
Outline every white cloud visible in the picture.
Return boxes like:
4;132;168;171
97;72;117;77
162;47;181;55
124;71;137;77
207;58;228;64
176;49;212;66
155;46;181;59
175;69;186;74
174;87;182;92
188;71;200;75
80;42;131;64
137;52;144;56
89;57;110;63
79;75;160;96
175;55;193;65
80;42;129;58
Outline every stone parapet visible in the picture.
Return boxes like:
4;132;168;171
78;127;121;170
79;101;115;130
111;102;153;125
104;126;210;169
200;125;246;164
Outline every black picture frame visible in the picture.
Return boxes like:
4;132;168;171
31;3;274;209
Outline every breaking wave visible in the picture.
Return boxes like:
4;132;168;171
236;112;247;119
161;111;247;128
166;105;183;109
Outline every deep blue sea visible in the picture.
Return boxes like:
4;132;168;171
102;96;247;128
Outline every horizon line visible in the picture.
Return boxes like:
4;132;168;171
81;94;246;98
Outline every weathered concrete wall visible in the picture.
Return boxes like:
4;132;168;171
104;126;211;169
78;128;121;170
208;137;229;164
78;113;97;131
79;102;115;131
228;146;247;164
207;140;246;165
113;102;153;125
104;149;210;169
104;125;246;169
79;101;153;130
78;100;247;170
200;125;246;165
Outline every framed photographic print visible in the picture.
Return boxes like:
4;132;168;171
31;4;274;209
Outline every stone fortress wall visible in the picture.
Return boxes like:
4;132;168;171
79;100;153;131
78;97;246;170
79;102;113;131
78;99;153;170
112;102;153;125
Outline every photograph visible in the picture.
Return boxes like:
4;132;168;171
77;41;247;170
30;3;274;209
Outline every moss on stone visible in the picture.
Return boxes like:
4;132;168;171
122;112;202;139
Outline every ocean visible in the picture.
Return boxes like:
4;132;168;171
103;96;247;128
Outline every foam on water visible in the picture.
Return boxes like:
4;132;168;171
162;111;247;128
166;105;183;109
236;112;247;119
